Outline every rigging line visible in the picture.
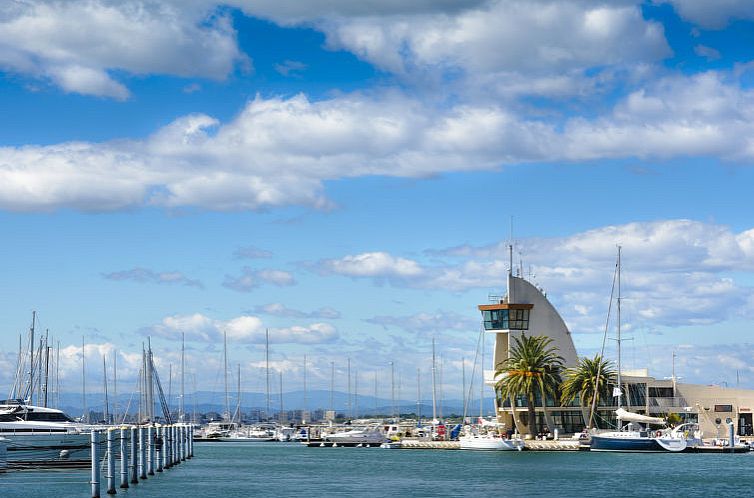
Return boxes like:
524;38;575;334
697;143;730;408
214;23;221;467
588;256;618;429
119;374;141;424
462;326;483;422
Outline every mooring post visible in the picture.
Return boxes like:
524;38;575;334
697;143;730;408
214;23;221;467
179;426;184;462
156;425;163;472
147;425;155;476
138;426;147;480
180;425;186;461
172;426;179;466
106;429;116;495
189;424;194;458
129;426;138;484
165;425;172;469
120;427;129;489
91;430;100;498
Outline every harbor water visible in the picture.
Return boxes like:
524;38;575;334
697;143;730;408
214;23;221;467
1;442;752;497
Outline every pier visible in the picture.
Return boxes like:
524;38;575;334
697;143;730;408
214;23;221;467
89;424;194;498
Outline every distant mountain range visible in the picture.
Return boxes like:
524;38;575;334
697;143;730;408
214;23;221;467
26;389;497;419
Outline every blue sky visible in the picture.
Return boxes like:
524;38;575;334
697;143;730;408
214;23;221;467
3;1;754;406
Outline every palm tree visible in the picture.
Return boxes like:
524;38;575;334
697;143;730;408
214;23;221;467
495;334;564;438
560;354;616;429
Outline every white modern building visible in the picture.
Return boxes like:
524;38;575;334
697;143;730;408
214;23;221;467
481;270;754;437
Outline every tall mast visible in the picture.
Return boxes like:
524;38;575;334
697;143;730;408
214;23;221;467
480;329;485;418
43;330;50;407
616;246;622;410
180;332;185;422
354;369;359;418
347;357;352;419
29;311;36;404
82;336;87;423
303;354;308;424
147;338;154;422
236;363;241;424
103;356;109;424
390;361;395;422
223;330;229;421
55;340;60;408
431;337;437;423
113;350;117;423
265;329;270;421
329;361;334;416
461;357;466;421
416;368;421;425
279;370;283;424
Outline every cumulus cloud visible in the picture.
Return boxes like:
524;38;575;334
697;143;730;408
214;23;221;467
312;220;754;332
661;0;754;29
0;0;246;98
252;303;341;319
5;67;754;212
103;267;203;288
223;267;296;292
143;312;337;344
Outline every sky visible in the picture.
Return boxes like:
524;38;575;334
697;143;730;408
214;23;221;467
3;0;754;409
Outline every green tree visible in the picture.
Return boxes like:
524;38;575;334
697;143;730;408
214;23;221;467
560;354;616;429
495;333;564;437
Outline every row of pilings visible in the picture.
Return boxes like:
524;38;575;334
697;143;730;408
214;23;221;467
90;424;194;497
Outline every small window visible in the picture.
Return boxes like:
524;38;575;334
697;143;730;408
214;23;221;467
714;404;733;412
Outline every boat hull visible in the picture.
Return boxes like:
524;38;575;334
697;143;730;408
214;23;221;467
2;432;91;467
459;436;523;451
590;434;682;452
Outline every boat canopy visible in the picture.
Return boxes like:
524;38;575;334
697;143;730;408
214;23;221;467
615;408;665;425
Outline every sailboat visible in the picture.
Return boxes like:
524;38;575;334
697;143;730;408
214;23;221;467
589;248;687;453
459;328;523;451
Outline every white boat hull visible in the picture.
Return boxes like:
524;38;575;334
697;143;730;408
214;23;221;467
459;435;523;451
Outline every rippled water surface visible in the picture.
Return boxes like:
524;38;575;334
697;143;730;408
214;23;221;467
2;442;753;497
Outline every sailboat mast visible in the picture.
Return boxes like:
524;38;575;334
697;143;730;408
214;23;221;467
416;368;421;425
43;330;50;407
180;332;185;422
616;245;622;410
330;361;334;416
431;337;437;423
113;350;117;424
279;370;283;424
354;369;359;418
265;329;270;420
223;330;229;421
347;357;352;419
236;363;241;423
103;356;109;424
480;330;484;419
303;354;308;423
391;361;395;422
82;336;87;423
55;340;60;408
29;311;36;404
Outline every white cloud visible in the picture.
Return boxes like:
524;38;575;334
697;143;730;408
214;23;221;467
312;220;754;331
223;267;296;292
143;312;336;344
662;0;754;29
318;251;424;279
0;0;245;98
4;70;754;212
252;303;341;319
103;267;203;288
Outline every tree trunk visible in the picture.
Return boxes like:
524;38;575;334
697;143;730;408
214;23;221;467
539;386;555;433
508;394;525;436
526;394;537;438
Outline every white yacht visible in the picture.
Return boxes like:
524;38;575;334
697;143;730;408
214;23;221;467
0;399;91;466
324;426;387;446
